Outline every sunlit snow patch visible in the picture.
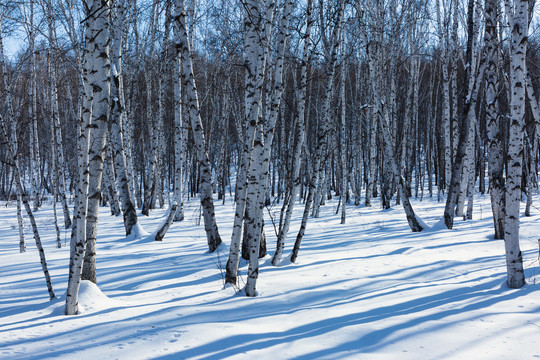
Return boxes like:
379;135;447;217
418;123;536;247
77;280;119;314
126;222;150;240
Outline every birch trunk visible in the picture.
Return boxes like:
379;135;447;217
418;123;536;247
155;203;178;241
174;0;221;252
173;53;185;221
65;0;111;312
365;107;377;207
48;154;62;248
455;75;482;218
27;1;42;212
339;63;347;224
503;0;527;288
43;0;71;229
225;0;271;284
290;1;345;263
17;194;26;252
65;63;91;314
444;0;479;229
156;3;173;210
142;0;159;216
81;0;111;284
110;0;139;235
104;144;121;216
456;2;482;218
63;0;94;315
524;73;539;216
272;0;313;266
44;9;63;246
244;0;293;296
485;0;505;239
450;0;460;167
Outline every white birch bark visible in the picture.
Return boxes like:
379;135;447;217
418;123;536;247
104;143;121;216
311;166;326;218
365;107;377;207
455;72;482;218
244;0;297;296
155;203;179;241
339;62;347;224
465;138;476;220
110;0;139;235
156;2;173;209
142;0;159;216
444;0;479;229
57;0;91;314
81;0;112;284
450;0;460;167
66;65;91;314
225;0;271;284
455;2;483;218
51;173;62;249
503;0;527;288
66;0;111;313
40;0;72;229
42;6;63;247
25;1;42;212
436;0;452;191
485;0;505;239
174;0;222;252
291;1;345;263
524;73;539;216
47;131;62;248
400;53;417;202
173;51;185;222
17;194;26;252
272;0;313;266
356;3;377;208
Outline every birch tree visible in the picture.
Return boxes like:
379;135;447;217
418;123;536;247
110;0;139;236
43;0;72;230
174;0;222;252
243;0;295;296
272;0;313;267
19;1;42;212
436;0;452;192
173;28;185;222
444;0;482;229
80;0;112;284
485;0;505;239
291;0;345;264
66;0;111;314
502;0;527;288
225;0;272;285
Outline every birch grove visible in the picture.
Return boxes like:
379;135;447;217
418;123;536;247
2;0;540;305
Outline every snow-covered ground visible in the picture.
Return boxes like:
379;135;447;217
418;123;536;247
1;193;539;359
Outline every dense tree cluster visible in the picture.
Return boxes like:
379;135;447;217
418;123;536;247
0;0;538;313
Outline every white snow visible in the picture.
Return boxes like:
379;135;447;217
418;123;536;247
1;194;539;359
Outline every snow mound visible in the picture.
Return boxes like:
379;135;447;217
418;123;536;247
77;280;118;314
427;217;448;231
415;215;430;231
126;222;150;240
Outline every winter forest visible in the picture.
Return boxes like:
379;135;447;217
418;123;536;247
1;0;540;358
